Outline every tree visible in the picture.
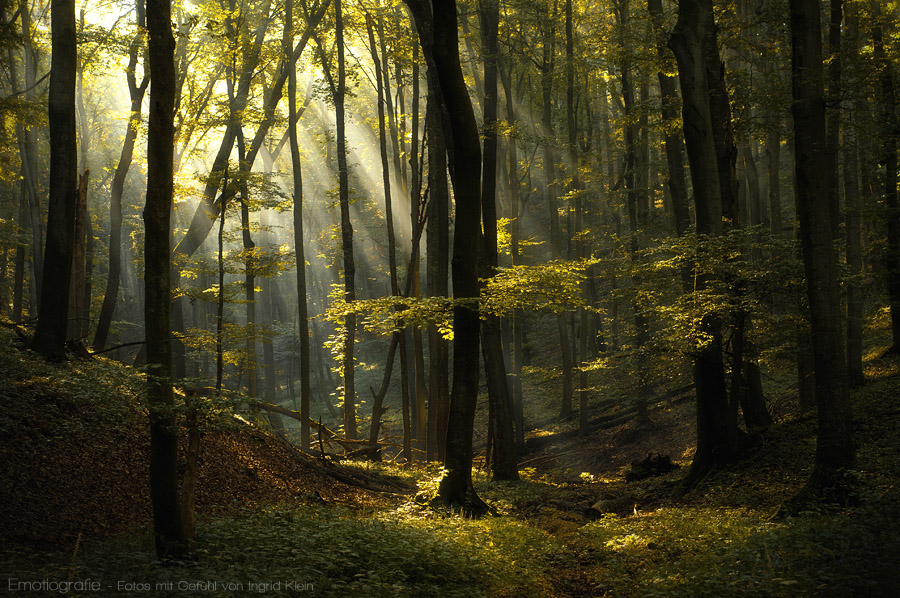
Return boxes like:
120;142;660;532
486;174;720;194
479;0;517;481
407;0;488;515
145;0;189;558
781;0;856;511
334;0;357;439
287;0;311;450
668;0;736;493
30;0;77;362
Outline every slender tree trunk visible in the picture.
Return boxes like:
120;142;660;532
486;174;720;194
19;0;43;301
783;0;856;511
479;0;518;480
366;12;409;456
31;0;78;362
499;61;525;454
215;171;227;393
334;0;357;439
825;0;843;242
286;0;311;449
146;0;188;558
409;41;427;457
648;0;690;240
537;10;574;420
94;6;148;351
843;8;864;386
12;190;26;321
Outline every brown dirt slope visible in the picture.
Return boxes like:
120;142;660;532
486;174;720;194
0;324;387;551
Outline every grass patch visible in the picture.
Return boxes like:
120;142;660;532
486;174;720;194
573;499;900;597
5;504;557;597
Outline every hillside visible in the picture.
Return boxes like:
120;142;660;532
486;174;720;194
2;320;900;596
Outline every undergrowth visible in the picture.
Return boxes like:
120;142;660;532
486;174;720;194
9;504;556;597
574;498;900;597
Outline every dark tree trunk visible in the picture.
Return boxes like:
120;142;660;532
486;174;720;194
843;8;863;386
407;0;488;515
31;0;78;362
19;0;43;302
68;170;88;341
616;0;652;421
499;61;526;454
825;0;843;242
783;0;856;511
333;0;357;439
409;42;427;457
479;0;518;480
287;0;311;449
535;7;574;420
425;86;450;463
669;0;736;494
648;0;690;240
145;0;188;558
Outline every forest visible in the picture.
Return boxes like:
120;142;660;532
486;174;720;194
1;0;900;594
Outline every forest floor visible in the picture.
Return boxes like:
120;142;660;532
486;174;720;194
2;317;900;597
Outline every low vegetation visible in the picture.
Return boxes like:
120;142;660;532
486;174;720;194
2;322;900;596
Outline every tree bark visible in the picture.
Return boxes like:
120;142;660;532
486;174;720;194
334;0;357;439
146;0;189;558
843;7;864;386
783;0;856;511
407;0;488;515
31;0;78;362
648;0;690;240
425;85;450;462
286;0;311;449
669;0;736;494
479;0;518;480
499;60;526;454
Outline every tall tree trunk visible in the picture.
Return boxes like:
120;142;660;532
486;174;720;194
19;0;43;302
537;9;574;420
669;0;735;494
844;7;864;386
565;0;590;437
425;85;450;462
499;60;525;454
783;0;856;511
68;170;88;341
146;0;188;558
335;0;357;439
365;12;409;456
648;0;690;240
616;0;652;422
407;0;488;515
31;0;78;362
287;0;311;449
480;0;517;480
825;0;843;242
215;170;227;393
409;41;427;457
